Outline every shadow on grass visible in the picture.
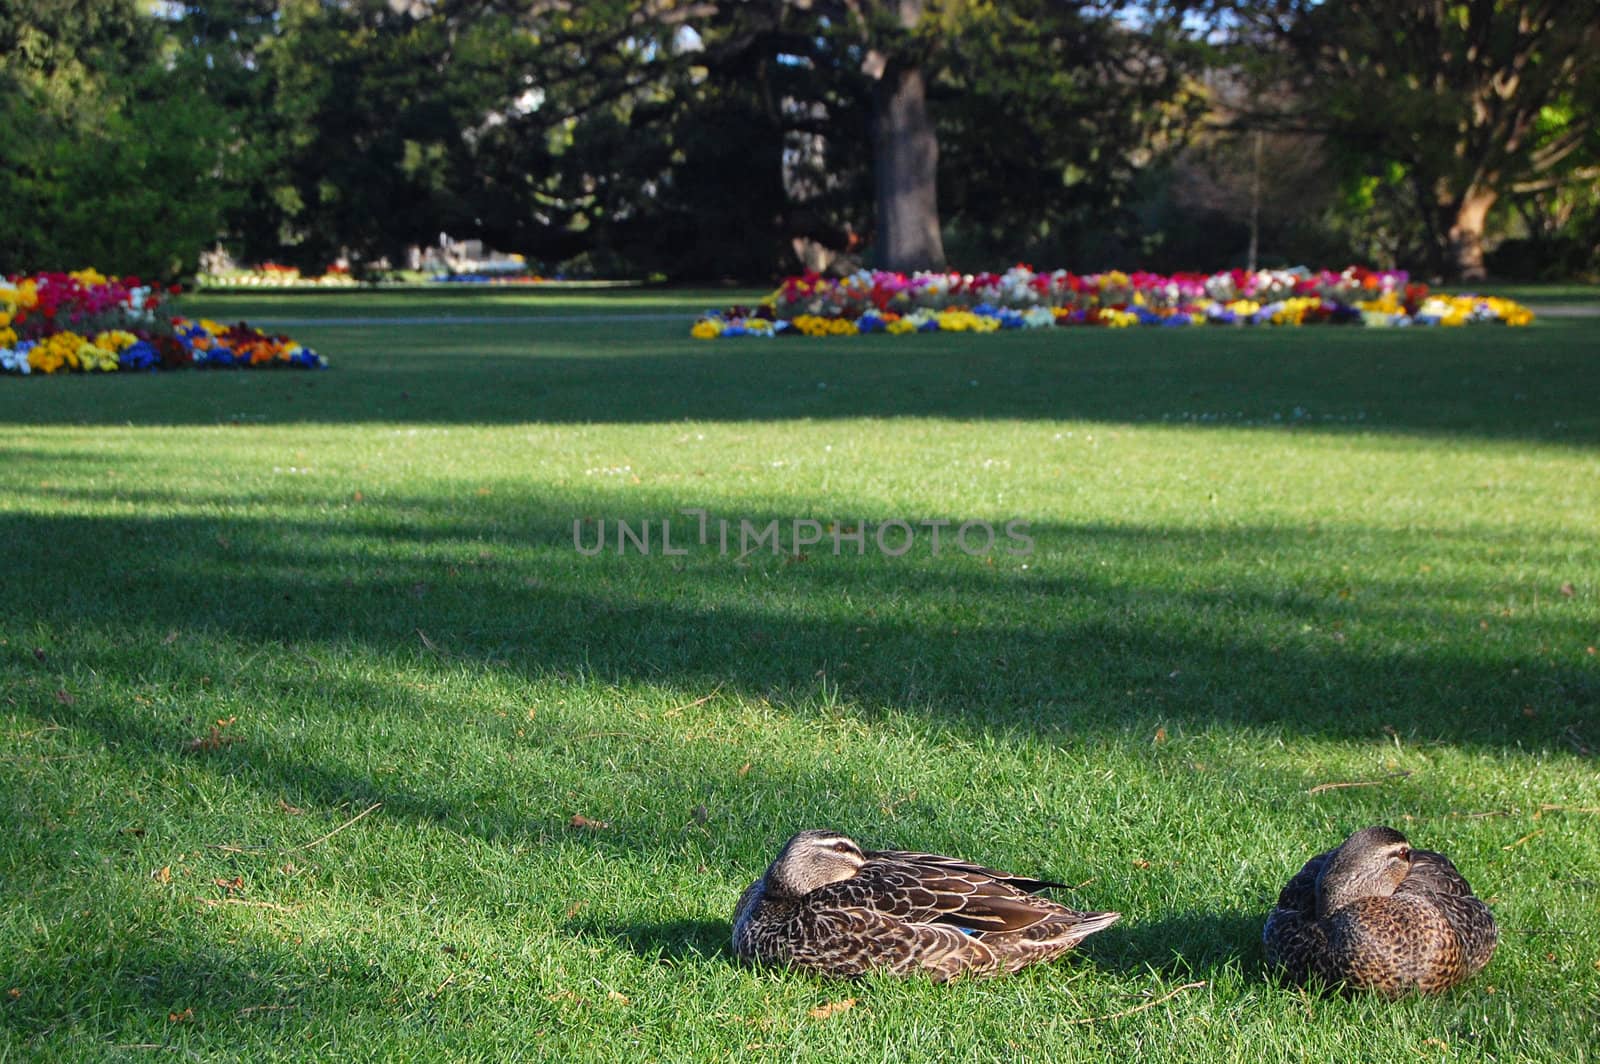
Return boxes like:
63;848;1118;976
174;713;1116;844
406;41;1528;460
3;492;1594;754
567;917;732;965
1;320;1597;442
567;910;1265;986
0;484;1593;1024
1090;910;1267;982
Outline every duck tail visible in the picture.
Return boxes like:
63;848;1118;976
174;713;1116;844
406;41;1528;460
1009;908;1121;948
991;909;1121;974
1053;908;1122;944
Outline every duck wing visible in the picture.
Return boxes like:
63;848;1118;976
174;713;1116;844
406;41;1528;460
793;904;1000;980
871;849;1070;894
1400;849;1475;897
1262;848;1335;981
1400;849;1498;977
1273;847;1334;914
809;852;1066;934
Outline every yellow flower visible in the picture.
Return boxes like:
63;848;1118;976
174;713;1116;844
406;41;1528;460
93;330;138;353
1270;297;1321;326
70;267;108;286
690;319;723;339
937;309;994;333
792;315;837;337
886;318;917;335
79;342;119;372
31;331;88;373
1484;297;1534;326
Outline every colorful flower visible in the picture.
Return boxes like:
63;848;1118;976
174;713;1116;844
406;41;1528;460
699;265;1532;339
1;269;328;375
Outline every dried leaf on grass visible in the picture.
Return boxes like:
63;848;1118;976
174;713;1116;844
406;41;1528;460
1307;770;1412;795
809;998;856;1020
199;898;295;912
1067;981;1206;1025
185;717;239;754
570;813;609;831
1503;829;1544;850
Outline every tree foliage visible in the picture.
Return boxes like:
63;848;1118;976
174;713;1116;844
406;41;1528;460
0;0;237;279
4;0;1593;280
1221;0;1600;279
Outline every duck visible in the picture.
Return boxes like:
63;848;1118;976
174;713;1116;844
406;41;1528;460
732;829;1120;981
1263;825;1497;996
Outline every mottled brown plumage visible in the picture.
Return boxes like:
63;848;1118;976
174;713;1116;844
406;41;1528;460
732;829;1120;981
1263;826;1497;997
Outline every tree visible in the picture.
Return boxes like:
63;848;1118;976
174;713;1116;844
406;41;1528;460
931;1;1205;267
1224;1;1600;280
0;0;237;278
860;0;946;270
584;0;1203;273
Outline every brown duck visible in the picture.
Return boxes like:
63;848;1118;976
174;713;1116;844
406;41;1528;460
732;829;1120;981
1263;825;1497;996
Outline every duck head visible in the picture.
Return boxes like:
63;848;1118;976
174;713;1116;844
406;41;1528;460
1314;825;1413;917
765;830;868;898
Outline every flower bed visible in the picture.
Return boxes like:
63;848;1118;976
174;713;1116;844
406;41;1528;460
197;264;359;289
2;269;326;375
691;266;1535;338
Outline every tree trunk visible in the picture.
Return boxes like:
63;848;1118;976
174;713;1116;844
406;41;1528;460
872;60;945;273
1447;187;1496;282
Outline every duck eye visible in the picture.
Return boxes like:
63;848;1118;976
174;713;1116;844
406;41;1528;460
833;841;855;854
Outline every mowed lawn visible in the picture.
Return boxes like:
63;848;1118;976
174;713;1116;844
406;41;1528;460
2;290;1598;1061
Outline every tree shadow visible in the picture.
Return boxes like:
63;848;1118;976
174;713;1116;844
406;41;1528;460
3;493;1593;754
1;320;1596;442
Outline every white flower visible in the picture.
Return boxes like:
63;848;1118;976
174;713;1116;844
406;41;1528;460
0;345;32;374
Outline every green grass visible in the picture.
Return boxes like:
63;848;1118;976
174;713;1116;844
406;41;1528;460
2;299;1598;1061
184;286;772;324
1474;282;1600;305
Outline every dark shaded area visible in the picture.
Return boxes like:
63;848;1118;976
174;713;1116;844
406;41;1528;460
2;482;1593;1045
1093;911;1267;982
3;492;1594;754
568;918;732;965
1;320;1597;443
